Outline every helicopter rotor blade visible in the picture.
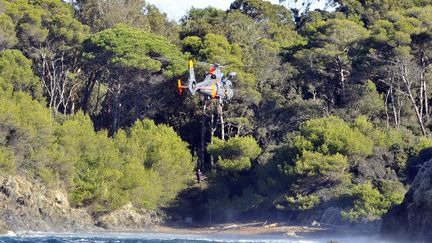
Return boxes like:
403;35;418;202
198;61;211;66
195;61;232;68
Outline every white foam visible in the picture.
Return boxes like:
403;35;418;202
3;231;16;237
7;231;394;243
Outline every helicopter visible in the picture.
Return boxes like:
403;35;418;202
177;60;235;103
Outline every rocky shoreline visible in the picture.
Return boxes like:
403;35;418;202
2;169;431;243
0;223;391;243
1;223;378;241
381;158;432;242
0;174;160;234
0;173;382;238
0;174;92;233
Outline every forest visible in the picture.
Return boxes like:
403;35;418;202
2;0;432;224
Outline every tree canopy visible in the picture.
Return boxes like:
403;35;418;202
2;0;432;225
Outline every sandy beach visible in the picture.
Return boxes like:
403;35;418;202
153;222;331;237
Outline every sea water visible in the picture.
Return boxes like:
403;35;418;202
0;232;393;243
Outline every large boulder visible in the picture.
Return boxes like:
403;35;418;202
96;202;160;231
382;159;432;241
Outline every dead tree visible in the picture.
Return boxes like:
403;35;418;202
380;57;429;135
38;44;79;115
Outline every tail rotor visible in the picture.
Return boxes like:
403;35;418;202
178;79;187;95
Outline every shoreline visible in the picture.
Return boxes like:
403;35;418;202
149;221;383;240
3;223;375;236
1;221;386;242
152;222;324;236
0;223;391;243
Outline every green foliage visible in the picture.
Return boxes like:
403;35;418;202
338;0;432;26
0;146;15;174
342;182;389;221
83;24;187;133
182;36;202;55
344;80;385;120
0;91;55;162
84;24;185;77
200;34;243;66
180;7;226;38
3;0;89;50
0;38;193;215
180;1;303;140
414;136;432;153
277;115;409;219
352;116;400;148
16;0;87;45
286;194;320;210
116;119;195;207
208;136;261;171
380;179;406;206
0;49;42;98
0;13;17;49
0;0;429;224
294;150;348;178
73;0;179;40
74;0;147;31
230;0;294;25
298;116;373;156
145;4;180;43
0;0;90;114
342;179;405;221
0;90;78;187
314;18;369;50
56;112;126;213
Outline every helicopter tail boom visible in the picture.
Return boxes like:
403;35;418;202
211;82;216;98
188;60;197;95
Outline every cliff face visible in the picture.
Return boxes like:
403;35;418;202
0;174;158;233
382;159;432;241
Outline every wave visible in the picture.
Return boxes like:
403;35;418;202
0;231;388;243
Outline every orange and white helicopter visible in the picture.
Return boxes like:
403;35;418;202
178;60;235;103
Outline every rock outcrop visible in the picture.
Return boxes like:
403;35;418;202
96;202;160;231
288;206;381;233
382;159;432;241
0;174;158;232
0;218;10;234
0;174;95;232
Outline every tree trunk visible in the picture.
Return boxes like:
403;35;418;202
398;61;427;135
336;55;348;102
408;88;427;135
82;70;101;113
421;58;429;123
109;83;123;135
385;89;391;129
424;78;429;122
389;87;400;129
93;80;104;114
38;48;78;115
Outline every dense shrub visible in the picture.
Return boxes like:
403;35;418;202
208;136;261;171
